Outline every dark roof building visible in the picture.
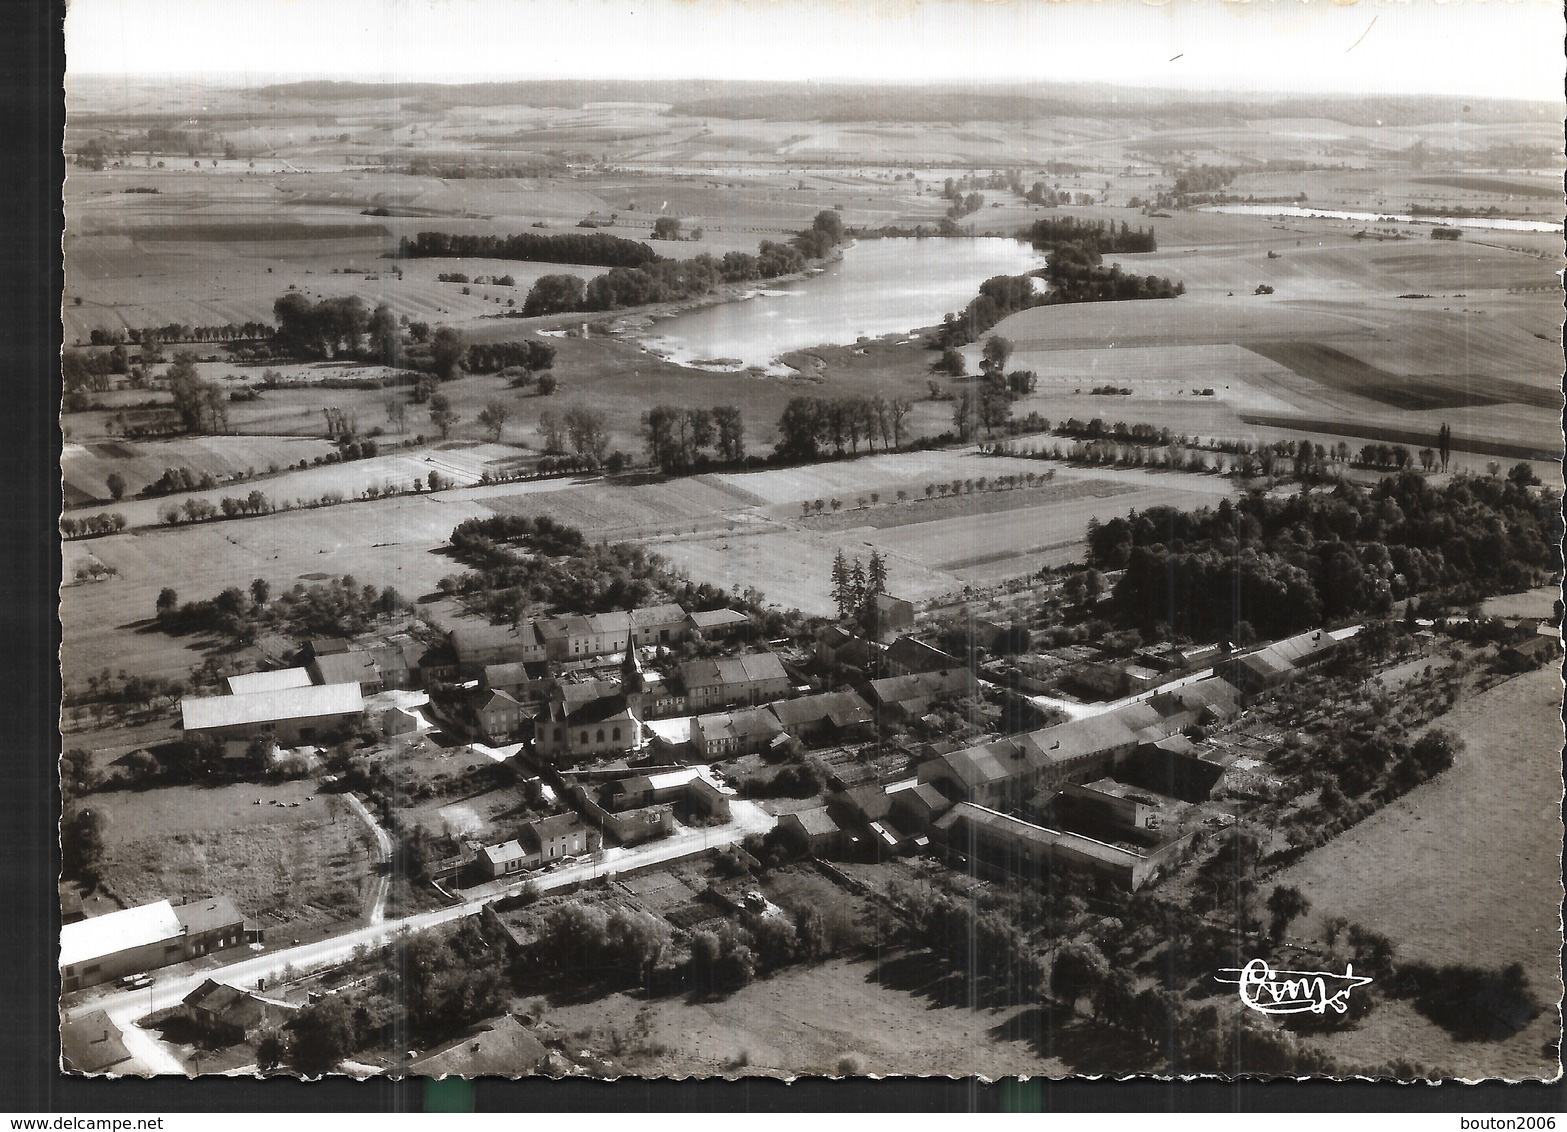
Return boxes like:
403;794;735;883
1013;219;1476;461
406;1015;549;1077
883;636;960;677
308;650;380;690
767;690;875;740
867;668;980;715
61;1010;132;1074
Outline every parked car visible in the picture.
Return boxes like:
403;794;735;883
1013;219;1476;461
119;973;154;990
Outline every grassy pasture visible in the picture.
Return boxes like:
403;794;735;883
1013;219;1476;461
60;492;493;684
94;782;379;942
542;951;1051;1077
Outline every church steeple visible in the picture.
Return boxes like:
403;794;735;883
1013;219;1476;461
620;641;645;703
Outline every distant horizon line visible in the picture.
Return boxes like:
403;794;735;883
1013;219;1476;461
65;73;1560;106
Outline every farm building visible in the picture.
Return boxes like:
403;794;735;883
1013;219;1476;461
304;637;352;660
680;652;791;712
932;803;1188;890
376;703;425;737
629;602;689;646
815;625;878;674
599;766;732;820
1500;634;1562;672
366;638;426;690
475;688;527;742
867;668;980;718
570;782;675;846
225;667;312;696
60;1010;132;1074
1017;713;1142;793
917;712;1140;809
869;593;916;640
449;622;547;670
182;979;296;1045
478;812;600;878
481;662;554;704
690;707;784;758
1141;677;1242;732
479;839;535;878
1122;734;1226;803
60;896;247;991
406;1015;549;1077
308;650;379;693
1070;661;1132;700
767;690;876;744
777;805;845;858
686;607;749;640
1218;630;1339;697
883;636;960;677
1051;780;1160;835
180;683;364;745
887;780;953;834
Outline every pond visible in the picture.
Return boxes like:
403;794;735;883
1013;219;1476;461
1202;204;1562;234
635;237;1048;374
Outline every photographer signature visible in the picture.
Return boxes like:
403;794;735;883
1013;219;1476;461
1215;958;1373;1015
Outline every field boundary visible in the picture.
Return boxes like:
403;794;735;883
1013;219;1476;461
1237;412;1563;461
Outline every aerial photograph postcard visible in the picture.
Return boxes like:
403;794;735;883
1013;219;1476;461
57;0;1565;1082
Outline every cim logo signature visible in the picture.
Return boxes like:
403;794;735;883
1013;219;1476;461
1216;958;1372;1016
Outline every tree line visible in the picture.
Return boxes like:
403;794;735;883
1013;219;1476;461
519;211;847;319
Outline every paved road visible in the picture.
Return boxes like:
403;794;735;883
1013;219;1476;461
342;793;392;925
64;800;775;1076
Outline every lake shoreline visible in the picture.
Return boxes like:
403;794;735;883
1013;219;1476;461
615;236;1049;375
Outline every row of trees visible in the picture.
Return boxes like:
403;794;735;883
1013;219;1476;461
83;321;273;348
60;512;127;539
773;394;915;462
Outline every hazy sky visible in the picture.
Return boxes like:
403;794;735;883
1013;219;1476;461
66;0;1564;101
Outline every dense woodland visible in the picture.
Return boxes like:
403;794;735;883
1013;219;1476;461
1091;467;1560;641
